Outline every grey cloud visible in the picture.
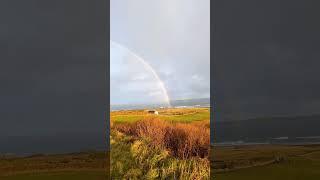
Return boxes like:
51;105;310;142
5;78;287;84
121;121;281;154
111;0;210;103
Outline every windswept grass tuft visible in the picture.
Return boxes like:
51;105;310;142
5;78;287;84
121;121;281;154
114;118;210;159
110;131;209;179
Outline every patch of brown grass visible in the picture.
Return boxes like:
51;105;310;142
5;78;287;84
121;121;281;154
0;152;107;176
113;118;209;159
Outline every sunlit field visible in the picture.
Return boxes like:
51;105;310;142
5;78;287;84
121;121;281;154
110;108;210;179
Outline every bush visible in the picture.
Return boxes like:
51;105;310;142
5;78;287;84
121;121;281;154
114;118;210;159
110;131;210;179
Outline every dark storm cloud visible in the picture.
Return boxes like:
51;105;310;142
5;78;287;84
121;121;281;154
0;0;107;142
214;0;320;121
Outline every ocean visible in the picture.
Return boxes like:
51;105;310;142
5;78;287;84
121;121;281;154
213;115;320;145
0;132;106;156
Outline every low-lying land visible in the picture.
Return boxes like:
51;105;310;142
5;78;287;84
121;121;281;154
110;108;210;179
212;144;320;179
0;151;108;179
111;107;210;124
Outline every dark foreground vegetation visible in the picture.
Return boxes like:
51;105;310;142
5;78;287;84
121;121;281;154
0;151;107;179
212;144;320;180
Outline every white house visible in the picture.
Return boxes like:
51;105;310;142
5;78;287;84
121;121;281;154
147;110;159;115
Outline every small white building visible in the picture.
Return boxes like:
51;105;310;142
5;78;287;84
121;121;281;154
147;110;159;115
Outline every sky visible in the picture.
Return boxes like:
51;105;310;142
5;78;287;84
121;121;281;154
214;0;320;121
0;0;107;153
111;0;210;105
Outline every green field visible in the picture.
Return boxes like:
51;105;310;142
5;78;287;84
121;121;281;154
0;152;108;179
212;145;320;180
111;108;210;124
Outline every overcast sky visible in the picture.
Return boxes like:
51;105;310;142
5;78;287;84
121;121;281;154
111;0;210;105
214;0;320;121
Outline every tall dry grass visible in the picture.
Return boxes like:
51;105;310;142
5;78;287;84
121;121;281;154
113;118;209;159
110;131;209;179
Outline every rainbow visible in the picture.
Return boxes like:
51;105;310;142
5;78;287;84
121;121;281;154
111;40;171;107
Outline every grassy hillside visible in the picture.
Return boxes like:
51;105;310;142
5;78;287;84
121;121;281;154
212;144;320;180
0;152;108;179
111;108;210;124
110;108;210;179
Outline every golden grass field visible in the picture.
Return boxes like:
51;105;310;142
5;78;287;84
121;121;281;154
110;108;210;179
0;108;209;179
2;107;320;179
